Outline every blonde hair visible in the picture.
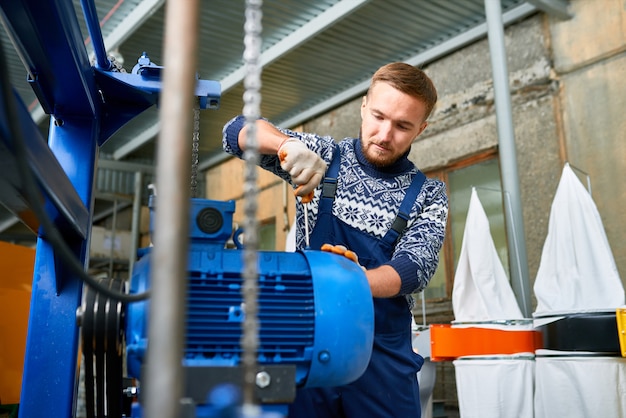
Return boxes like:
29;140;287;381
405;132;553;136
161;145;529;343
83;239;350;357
369;62;438;119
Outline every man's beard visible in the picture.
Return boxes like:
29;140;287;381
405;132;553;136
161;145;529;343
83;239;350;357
361;140;400;168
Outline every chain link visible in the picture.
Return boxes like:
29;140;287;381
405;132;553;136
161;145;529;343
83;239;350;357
190;103;200;198
241;0;263;412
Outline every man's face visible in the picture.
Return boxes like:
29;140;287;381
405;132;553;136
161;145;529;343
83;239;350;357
360;82;429;167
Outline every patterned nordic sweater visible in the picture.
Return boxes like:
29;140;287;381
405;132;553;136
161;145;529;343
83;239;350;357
223;115;448;296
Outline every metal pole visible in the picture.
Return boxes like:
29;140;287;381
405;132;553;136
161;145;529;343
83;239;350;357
80;0;112;70
109;198;118;278
144;0;199;416
129;170;143;276
484;0;532;317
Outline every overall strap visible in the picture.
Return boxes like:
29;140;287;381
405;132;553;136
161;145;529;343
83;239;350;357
318;143;341;215
382;171;427;246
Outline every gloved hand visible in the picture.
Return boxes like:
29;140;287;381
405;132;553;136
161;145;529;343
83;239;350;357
321;244;366;271
278;139;326;199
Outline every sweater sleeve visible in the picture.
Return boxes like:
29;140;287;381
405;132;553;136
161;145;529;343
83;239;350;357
386;180;448;295
222;115;246;157
222;115;336;183
222;115;292;182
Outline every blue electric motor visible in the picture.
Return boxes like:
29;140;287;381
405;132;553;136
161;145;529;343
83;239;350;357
126;198;374;411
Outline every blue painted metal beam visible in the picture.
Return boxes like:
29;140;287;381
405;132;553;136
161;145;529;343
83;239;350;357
0;86;90;240
0;0;99;118
93;54;221;144
0;1;104;415
79;0;113;71
18;116;99;418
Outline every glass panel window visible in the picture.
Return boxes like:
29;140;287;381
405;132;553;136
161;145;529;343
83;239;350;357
448;158;508;276
258;219;276;250
422;152;507;300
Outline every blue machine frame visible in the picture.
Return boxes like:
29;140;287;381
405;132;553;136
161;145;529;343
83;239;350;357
0;1;219;416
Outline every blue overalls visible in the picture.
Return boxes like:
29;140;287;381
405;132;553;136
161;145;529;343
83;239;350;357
288;144;427;418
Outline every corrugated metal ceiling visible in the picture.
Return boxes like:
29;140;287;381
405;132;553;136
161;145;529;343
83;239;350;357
102;0;540;167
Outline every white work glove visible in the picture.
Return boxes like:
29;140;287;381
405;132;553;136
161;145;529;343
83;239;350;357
278;139;326;199
321;244;366;271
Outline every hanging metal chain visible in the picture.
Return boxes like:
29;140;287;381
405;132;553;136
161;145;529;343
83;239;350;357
190;102;200;198
241;0;263;414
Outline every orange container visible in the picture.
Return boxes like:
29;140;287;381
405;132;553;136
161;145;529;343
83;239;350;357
0;241;35;404
430;323;543;362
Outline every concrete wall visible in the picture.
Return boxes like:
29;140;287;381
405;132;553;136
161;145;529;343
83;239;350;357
419;14;563;293
549;0;626;276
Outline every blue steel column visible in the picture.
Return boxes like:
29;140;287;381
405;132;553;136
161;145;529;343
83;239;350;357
484;0;532;316
19;117;98;417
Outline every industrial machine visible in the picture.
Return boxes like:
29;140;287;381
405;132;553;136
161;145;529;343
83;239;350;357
0;1;374;416
80;197;373;417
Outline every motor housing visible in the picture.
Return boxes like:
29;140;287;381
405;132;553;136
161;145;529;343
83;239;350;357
125;198;374;409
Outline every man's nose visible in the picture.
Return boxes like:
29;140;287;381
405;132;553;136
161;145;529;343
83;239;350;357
379;121;393;141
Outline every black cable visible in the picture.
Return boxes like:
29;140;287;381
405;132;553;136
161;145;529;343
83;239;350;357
0;37;149;302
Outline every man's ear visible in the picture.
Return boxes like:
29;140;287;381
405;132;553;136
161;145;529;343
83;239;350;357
360;96;367;118
415;121;428;139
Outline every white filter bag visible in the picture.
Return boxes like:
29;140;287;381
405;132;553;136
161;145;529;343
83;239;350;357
454;356;535;418
534;354;626;418
452;188;524;321
534;163;624;315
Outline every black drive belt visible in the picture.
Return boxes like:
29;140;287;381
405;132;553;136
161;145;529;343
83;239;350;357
81;278;126;417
